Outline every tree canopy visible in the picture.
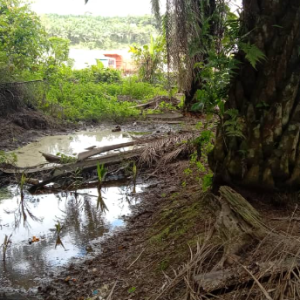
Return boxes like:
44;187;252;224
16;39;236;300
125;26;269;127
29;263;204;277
41;14;159;50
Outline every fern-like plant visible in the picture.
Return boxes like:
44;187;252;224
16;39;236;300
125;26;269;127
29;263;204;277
240;42;266;69
223;109;245;139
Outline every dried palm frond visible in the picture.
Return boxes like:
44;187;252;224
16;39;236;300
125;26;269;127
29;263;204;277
154;206;300;300
139;132;197;168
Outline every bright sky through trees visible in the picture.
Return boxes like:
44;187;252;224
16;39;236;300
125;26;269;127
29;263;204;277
31;0;242;16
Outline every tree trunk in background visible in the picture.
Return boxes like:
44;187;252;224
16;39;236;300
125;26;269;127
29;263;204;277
209;0;300;190
184;0;216;110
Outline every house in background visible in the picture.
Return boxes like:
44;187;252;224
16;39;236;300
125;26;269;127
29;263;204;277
103;54;122;69
99;55;117;68
102;53;136;75
69;49;136;75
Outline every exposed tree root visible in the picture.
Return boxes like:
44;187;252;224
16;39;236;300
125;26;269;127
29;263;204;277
154;187;300;300
215;186;266;267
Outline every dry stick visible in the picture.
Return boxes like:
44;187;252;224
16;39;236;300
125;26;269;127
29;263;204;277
127;249;145;270
271;217;300;221
106;281;118;300
77;135;162;161
40;152;63;164
238;263;273;300
77;141;137;161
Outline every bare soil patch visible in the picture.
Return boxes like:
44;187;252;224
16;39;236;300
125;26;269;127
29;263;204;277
0;108;69;151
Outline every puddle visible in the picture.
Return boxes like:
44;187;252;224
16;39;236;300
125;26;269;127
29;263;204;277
0;128;148;294
13;129;133;168
0;183;143;292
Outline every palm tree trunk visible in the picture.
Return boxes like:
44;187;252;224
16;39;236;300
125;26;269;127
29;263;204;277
209;0;300;190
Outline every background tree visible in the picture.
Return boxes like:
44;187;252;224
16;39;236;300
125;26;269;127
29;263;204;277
151;0;228;109
209;0;300;191
0;0;47;79
129;35;165;83
41;14;159;50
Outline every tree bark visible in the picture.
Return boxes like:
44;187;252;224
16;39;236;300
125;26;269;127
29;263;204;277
184;0;216;111
209;0;300;190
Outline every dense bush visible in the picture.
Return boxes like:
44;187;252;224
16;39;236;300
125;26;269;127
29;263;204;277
41;64;166;122
0;1;168;123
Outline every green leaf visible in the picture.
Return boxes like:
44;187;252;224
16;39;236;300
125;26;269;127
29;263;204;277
240;42;266;69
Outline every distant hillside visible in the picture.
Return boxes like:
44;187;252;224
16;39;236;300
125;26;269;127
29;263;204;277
41;14;159;50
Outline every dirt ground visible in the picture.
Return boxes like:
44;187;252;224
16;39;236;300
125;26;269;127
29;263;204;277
0;109;72;151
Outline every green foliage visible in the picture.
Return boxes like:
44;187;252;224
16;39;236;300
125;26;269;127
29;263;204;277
0;0;168;124
96;163;106;184
223;109;245;139
105;76;167;100
0;151;17;165
41;14;159;50
129;35;165;83
72;60;121;84
190;6;266;113
56;152;77;164
128;287;136;294
0;0;47;80
202;174;213;192
48;37;70;64
240;42;267;69
183;121;215;191
55;222;63;235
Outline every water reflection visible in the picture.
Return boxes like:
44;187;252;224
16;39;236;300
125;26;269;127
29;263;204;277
0;184;142;290
13;129;132;168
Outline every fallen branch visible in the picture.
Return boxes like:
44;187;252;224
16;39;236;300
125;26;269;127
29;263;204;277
40;152;62;164
127;248;145;270
134;96;180;109
77;141;137;161
1;148;143;175
29;149;142;192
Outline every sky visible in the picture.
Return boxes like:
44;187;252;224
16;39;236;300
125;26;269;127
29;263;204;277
30;0;154;16
30;0;242;16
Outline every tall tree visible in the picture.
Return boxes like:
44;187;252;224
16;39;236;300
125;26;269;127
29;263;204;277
151;0;229;109
209;0;300;191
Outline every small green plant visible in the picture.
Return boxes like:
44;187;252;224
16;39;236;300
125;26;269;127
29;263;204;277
54;222;65;249
128;287;136;294
2;234;12;261
202;173;213;191
240;42;267;69
96;163;106;185
223;109;245;139
159;101;176;111
56;153;77;164
158;259;170;271
96;163;108;212
132;162;137;193
0;151;17;165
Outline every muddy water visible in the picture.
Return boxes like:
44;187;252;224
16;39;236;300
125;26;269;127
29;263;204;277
0;129;146;296
14;129;133;168
0;184;142;293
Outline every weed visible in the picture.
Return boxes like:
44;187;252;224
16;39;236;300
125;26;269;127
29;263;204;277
128;287;136;294
2;234;12;261
56;153;77;164
0;151;17;165
158;259;170;271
